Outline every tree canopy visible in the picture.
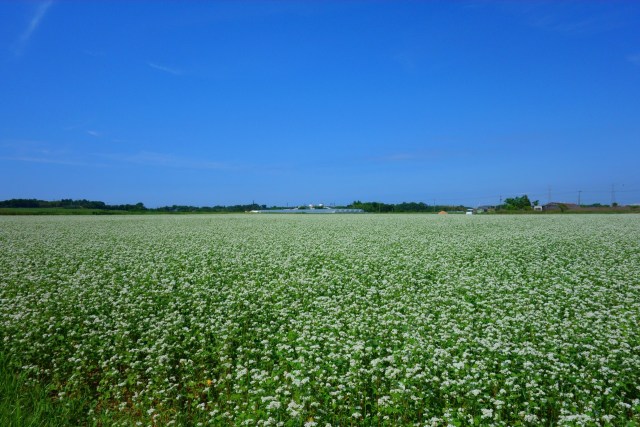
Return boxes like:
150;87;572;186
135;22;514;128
502;195;534;210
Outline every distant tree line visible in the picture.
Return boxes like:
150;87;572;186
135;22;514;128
495;195;627;212
0;199;274;213
0;199;146;211
0;199;474;213
347;201;468;213
496;195;619;211
2;198;633;214
154;203;267;213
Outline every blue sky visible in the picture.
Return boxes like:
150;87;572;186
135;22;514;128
1;1;639;207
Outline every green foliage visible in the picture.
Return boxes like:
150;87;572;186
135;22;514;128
1;215;639;425
0;208;114;215
348;200;467;213
0;353;89;426
502;195;532;210
0;199;146;211
0;200;272;214
349;200;394;212
154;203;266;213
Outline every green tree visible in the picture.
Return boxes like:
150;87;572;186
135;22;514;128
503;195;532;210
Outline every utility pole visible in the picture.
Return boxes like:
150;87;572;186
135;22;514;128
548;186;551;204
611;184;616;206
578;190;582;207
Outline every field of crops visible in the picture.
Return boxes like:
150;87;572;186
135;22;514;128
1;214;639;426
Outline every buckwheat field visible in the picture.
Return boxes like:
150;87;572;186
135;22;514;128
1;214;639;426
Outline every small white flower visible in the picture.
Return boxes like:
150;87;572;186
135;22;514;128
481;408;493;419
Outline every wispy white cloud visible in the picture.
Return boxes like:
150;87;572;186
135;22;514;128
627;53;640;66
102;151;228;170
82;50;106;58
148;62;182;75
529;15;602;36
1;140;228;171
1;139;49;153
15;0;53;55
475;1;626;37
87;130;101;137
0;156;88;166
0;139;91;166
371;148;471;163
62;121;90;131
377;153;419;162
393;51;418;73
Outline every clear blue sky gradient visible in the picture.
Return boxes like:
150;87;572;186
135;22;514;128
1;1;639;207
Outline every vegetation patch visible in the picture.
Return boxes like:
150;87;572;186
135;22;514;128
1;214;639;426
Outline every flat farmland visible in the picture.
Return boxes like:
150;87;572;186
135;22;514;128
1;214;639;426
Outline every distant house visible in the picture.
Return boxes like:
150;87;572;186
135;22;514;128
543;202;579;211
533;205;543;211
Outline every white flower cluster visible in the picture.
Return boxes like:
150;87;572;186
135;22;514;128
1;214;639;425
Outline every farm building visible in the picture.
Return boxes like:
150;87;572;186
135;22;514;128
250;207;363;214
